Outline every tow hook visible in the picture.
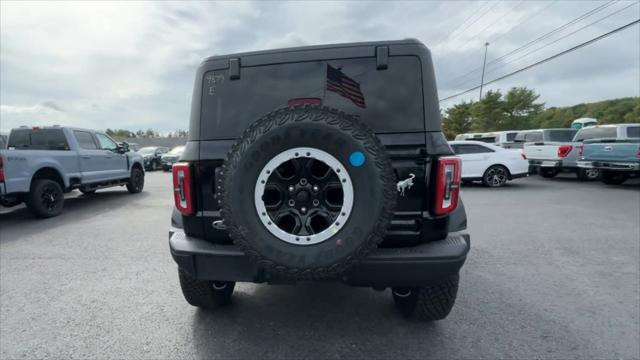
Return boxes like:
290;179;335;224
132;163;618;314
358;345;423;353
212;220;227;230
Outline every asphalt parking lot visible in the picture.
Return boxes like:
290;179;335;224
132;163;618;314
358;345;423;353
1;172;638;359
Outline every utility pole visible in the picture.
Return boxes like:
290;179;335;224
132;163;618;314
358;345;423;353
479;42;490;101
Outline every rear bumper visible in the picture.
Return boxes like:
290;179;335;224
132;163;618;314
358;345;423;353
577;160;640;171
529;159;562;168
169;229;470;287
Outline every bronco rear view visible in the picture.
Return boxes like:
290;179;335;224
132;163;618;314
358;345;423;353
169;39;470;321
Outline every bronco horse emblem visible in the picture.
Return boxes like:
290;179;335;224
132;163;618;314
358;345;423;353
396;173;415;197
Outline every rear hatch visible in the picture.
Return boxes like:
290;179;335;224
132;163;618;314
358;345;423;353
523;144;562;160
181;41;454;247
523;129;577;161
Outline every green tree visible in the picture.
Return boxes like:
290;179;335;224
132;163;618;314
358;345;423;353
623;101;640;122
502;87;544;130
470;90;504;132
442;101;474;139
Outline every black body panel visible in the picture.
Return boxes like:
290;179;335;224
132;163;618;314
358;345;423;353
173;40;469;286
169;229;469;287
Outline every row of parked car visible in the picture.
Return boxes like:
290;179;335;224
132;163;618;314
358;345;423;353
136;145;185;171
455;123;640;186
524;124;639;185
0;126;187;218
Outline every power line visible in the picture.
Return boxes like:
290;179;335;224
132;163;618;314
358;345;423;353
458;0;525;50
439;19;640;103
434;1;491;45
443;0;558;87
442;1;502;44
489;0;558;45
483;1;639;77
444;0;617;88
487;0;617;66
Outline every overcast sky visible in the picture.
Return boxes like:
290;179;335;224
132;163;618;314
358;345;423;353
1;1;638;133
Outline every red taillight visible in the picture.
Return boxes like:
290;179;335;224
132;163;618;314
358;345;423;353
637;145;640;159
434;156;461;216
0;156;4;182
172;162;194;215
521;152;527;160
287;98;322;107
557;145;573;158
578;144;584;157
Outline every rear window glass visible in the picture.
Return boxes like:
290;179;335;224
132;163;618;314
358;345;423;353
8;129;69;150
200;56;424;139
73;131;98;149
453;144;494;154
515;131;542;143
546;129;577;142
574;127;617;142
627;126;640;138
476;136;497;143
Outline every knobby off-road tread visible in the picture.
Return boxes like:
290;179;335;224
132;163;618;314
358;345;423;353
220;105;397;280
414;274;459;321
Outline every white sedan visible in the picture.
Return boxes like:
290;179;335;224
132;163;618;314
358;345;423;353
448;140;529;187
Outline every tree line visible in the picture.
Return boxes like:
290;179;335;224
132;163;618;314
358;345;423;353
441;87;639;139
105;128;189;139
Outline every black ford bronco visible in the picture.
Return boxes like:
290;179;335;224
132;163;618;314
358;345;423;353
169;39;470;321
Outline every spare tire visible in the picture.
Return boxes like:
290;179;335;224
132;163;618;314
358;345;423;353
220;106;396;280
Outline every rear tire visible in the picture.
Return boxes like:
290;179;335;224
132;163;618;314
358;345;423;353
482;165;508;187
126;167;145;193
576;168;600;181
601;171;629;185
392;275;460;321
178;269;235;309
539;168;559;178
25;179;64;218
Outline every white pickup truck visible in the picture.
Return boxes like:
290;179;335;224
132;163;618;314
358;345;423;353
0;126;145;218
523;129;598;180
524;127;620;180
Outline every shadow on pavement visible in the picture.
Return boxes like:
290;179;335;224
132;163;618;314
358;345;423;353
188;282;445;359
0;189;150;242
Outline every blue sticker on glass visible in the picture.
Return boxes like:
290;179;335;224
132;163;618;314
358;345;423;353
349;151;365;167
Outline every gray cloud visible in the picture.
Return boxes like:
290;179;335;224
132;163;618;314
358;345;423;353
40;101;65;112
1;1;638;132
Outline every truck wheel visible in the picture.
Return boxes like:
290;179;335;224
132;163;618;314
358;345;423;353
601;171;629;185
576;168;600;181
25;179;64;218
392;275;459;321
539;168;559;178
482;165;508;187
221;106;396;280
126;167;145;193
178;269;235;308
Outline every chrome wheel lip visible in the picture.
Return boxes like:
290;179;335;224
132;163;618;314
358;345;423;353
254;147;354;246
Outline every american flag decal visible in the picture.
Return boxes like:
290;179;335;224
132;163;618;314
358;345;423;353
326;65;366;108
